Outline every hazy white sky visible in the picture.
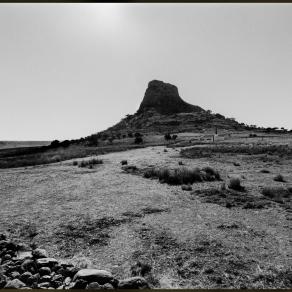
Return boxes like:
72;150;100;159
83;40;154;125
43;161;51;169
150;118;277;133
0;3;291;140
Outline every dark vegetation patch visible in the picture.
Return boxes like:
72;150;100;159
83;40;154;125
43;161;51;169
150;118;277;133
140;207;168;215
181;144;292;159
191;188;272;209
53;216;132;256
122;207;168;218
228;177;245;191
132;225;291;288
76;158;103;168
273;174;286;182
0;144;145;169
261;187;292;211
121;165;138;173
142;166;221;185
217;223;240;229
260;169;270;173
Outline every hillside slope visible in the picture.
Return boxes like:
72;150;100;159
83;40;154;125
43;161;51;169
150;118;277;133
102;80;245;135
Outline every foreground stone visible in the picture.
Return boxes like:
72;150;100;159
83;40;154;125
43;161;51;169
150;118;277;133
4;278;26;288
0;235;151;289
73;269;114;285
118;276;149;289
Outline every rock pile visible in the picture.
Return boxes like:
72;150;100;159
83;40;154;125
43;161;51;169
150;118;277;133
0;234;150;289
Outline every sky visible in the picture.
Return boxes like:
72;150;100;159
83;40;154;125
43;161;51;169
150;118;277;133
0;3;291;141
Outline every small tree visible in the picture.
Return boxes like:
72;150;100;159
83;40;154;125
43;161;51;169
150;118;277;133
135;132;142;138
135;136;143;144
172;134;177;140
164;133;171;141
60;140;70;148
50;140;60;148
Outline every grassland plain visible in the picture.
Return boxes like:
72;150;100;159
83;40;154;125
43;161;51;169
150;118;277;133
0;141;292;288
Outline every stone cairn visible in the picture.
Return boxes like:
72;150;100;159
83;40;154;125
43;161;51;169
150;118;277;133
0;234;150;289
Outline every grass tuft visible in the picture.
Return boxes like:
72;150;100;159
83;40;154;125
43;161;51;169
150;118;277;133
228;177;245;191
274;174;286;182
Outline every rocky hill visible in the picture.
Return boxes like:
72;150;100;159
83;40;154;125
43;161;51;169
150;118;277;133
101;80;245;136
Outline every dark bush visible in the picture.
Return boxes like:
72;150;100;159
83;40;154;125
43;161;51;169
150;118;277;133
228;177;245;191
60;140;70;148
121;160;128;165
135;132;142;138
274;174;286;182
134;137;143;144
78;158;103;168
164;133;172;141
143;166;220;186
262;186;291;203
50;140;60;148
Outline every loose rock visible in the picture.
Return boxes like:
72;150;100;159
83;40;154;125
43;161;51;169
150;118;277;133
73;269;113;285
118;276;149;289
5;278;26;289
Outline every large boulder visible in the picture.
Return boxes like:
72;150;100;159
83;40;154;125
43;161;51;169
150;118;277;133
36;258;58;268
73;269;114;285
32;248;48;259
4;278;26;288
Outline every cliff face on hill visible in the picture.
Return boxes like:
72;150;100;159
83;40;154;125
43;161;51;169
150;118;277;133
137;80;204;115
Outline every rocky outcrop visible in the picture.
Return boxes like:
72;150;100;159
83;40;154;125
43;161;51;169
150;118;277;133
138;80;204;115
0;234;150;289
101;80;244;135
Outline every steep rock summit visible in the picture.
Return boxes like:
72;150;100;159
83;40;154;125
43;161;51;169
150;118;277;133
138;80;203;115
100;80;244;135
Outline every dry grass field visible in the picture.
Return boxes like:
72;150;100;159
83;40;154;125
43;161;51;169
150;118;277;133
0;133;291;288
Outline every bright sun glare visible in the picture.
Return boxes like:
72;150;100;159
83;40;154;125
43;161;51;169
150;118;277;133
96;4;122;28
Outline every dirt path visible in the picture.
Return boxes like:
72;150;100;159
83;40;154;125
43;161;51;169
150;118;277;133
0;145;291;287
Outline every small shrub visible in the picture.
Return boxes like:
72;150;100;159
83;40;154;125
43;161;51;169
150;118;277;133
135;137;143;144
158;168;171;182
220;182;226;191
134;132;142;138
164;133;172;141
233;162;240;166
50;140;60;148
181;184;192;191
274;174;286;182
88;158;103;165
164;149;168;152
178;161;184;165
122;165;138;173
203;166;221;181
260;169;270;173
143;166;221;185
121;160;128;165
143;168;159;179
228;177;245;191
78;158;103;168
262;187;290;202
78;160;88;168
73;161;78;166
